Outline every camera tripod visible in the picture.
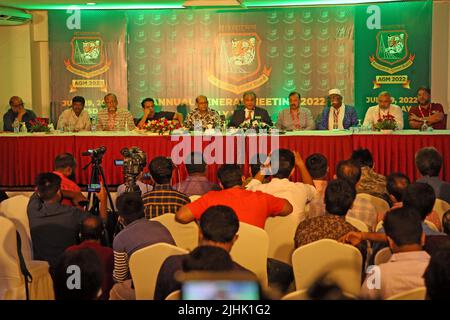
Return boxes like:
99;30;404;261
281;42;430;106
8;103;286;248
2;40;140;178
83;156;117;245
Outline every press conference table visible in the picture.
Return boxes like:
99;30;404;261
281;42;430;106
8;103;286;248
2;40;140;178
0;130;449;187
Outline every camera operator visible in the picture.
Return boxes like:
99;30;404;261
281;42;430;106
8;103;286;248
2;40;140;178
117;171;152;197
53;153;87;207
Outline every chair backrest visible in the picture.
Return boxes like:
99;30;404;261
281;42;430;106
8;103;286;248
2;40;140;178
387;286;427;300
424;219;439;232
0;216;24;299
189;195;201;202
151;213;199;251
0;195;32;261
281;289;357;300
230;222;269;286
264;215;298;265
346;216;369;232
292;239;363;296
433;199;450;223
374;247;392;265
129;243;188;300
165;290;181;300
375;220;384;232
357;193;390;217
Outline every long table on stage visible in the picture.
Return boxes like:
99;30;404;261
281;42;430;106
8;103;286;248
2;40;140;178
1;130;449;187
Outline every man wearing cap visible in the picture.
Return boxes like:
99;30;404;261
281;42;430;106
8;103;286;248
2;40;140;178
363;91;404;130
276;92;315;131
317;89;358;130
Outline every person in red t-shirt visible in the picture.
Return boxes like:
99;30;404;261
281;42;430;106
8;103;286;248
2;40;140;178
53;153;86;207
175;164;293;229
66;215;114;300
409;87;446;130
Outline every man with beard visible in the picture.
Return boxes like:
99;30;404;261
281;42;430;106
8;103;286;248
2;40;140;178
276;92;315;130
409;87;446;129
363;91;404;130
3;96;37;131
53;153;87;207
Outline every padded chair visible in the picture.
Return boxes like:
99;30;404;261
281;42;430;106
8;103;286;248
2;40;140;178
0;195;33;261
375;220;384;232
230;222;269;286
346;216;369;232
151;213;199;251
387;287;426;300
433;199;450;222
0;216;54;300
264;215;298;265
374;247;392;265
189;195;201;202
281;289;357;300
165;290;181;300
292;239;363;296
129;243;188;300
424;219;439;232
357;193;390;217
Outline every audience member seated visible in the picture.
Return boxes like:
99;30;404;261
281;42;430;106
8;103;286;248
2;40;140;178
174;152;220;196
53;248;104;300
27;173;101;268
53;153;86;207
415;147;450;203
116;171;153;197
246;149;316;224
351;148;389;202
97;93;136;131
142;156;190;219
336;159;378;231
305;153;329;218
294;179;359;248
424;242;450;300
136;97;182;129
57;96;91;132
66;215;114;300
110;193;175;300
175;164;293;229
3;96;37;132
386;172;410;211
424;210;450;255
360;207;429;299
154;205;252;300
403;183;443;234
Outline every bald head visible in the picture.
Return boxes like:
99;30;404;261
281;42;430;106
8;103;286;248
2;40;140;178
378;91;392;109
80;215;103;242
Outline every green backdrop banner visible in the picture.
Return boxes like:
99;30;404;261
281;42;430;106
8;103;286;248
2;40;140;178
354;0;432;128
48;1;432;127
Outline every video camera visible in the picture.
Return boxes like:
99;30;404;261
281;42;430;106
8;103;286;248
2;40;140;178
82;146;107;159
115;147;147;194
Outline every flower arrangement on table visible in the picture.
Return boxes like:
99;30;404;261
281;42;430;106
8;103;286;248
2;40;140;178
144;118;181;135
373;114;398;131
29;118;51;133
239;117;270;132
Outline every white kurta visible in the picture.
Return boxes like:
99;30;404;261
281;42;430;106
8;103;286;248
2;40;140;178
363;104;404;130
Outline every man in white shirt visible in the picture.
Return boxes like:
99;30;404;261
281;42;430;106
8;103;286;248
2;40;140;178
360;207;429;300
246;149;316;224
57;96;91;131
363;91;404;130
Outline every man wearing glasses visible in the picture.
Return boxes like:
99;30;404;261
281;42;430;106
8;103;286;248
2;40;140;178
3;96;37;131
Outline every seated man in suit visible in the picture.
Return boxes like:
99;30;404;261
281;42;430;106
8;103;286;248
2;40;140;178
276;91;315;131
317;89;358;130
229;91;273;127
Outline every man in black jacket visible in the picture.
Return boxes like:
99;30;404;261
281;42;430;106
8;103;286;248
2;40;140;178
229;91;273;127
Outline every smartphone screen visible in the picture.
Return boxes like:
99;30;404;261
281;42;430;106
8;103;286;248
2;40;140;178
114;160;124;166
87;183;101;192
181;280;260;300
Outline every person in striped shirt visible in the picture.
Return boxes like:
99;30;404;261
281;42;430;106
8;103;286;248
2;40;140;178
109;193;175;300
142;156;190;219
97;93;136;131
